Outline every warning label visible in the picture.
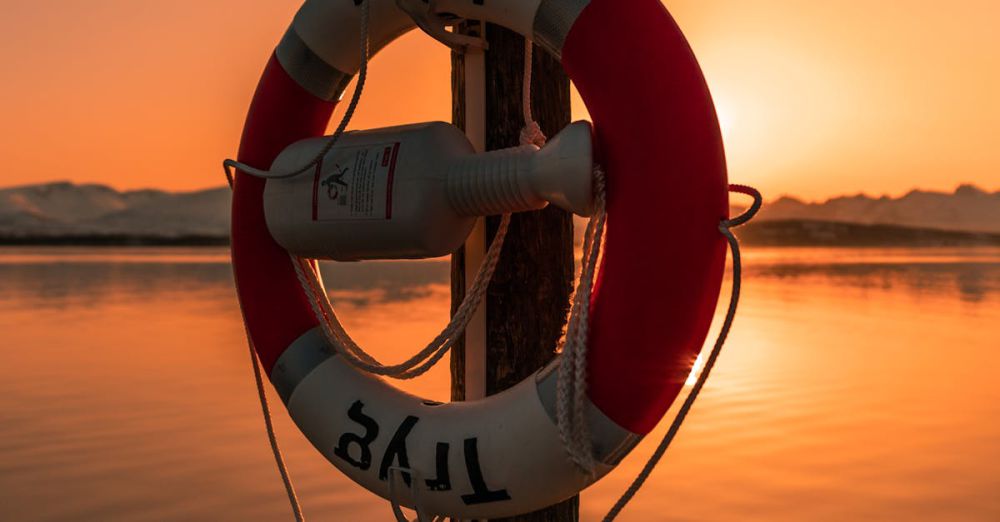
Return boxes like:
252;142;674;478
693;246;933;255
312;142;399;221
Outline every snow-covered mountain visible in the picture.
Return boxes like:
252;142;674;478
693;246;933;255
0;182;230;238
2;181;998;241
757;184;1000;233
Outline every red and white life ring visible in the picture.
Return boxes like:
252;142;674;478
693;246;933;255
232;0;728;518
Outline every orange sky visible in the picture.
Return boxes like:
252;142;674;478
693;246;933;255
1;0;997;200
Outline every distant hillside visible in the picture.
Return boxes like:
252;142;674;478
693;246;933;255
756;184;1000;234
2;181;999;247
737;220;1000;247
0;182;230;239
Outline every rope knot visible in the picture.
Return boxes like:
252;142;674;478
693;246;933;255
519;120;547;148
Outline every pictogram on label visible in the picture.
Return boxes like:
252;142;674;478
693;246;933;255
312;142;400;221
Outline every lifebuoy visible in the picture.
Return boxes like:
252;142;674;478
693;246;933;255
232;0;728;518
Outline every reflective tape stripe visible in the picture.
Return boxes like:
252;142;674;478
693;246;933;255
534;360;641;466
275;27;354;102
532;0;591;59
269;326;336;404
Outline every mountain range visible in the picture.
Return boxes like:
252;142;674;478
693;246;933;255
755;184;999;234
1;181;997;244
0;182;230;238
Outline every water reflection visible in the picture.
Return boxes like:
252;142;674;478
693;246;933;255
749;262;1000;303
0;247;997;521
0;250;453;309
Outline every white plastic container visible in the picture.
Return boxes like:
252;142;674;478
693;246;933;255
263;121;594;260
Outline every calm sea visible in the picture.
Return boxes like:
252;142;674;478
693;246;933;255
1;246;997;521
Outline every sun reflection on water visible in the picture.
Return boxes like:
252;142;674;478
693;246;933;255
0;246;997;521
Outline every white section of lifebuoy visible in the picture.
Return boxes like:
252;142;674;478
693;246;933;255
284;332;608;518
292;0;543;76
292;0;412;76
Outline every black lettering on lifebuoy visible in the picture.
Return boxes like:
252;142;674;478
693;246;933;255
424;442;452;492
460;438;511;505
378;416;420;486
333;400;379;470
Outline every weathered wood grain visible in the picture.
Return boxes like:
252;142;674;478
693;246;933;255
450;21;579;522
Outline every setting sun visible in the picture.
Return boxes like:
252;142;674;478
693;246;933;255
1;1;997;199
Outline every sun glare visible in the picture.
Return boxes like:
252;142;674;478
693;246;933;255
686;353;705;386
712;96;736;149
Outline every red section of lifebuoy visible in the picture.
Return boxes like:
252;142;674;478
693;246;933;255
564;0;729;434
232;0;727;440
231;56;333;371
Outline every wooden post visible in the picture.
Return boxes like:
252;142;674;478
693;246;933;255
451;22;579;522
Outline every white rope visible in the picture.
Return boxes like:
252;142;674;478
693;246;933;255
554;166;606;474
222;0;371;182
519;41;547;148
289;213;510;380
229;2;374;520
288;42;560;382
601;185;762;520
519;37;603;474
248;337;306;522
387;467;448;522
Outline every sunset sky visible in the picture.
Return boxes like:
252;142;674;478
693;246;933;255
1;0;997;200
